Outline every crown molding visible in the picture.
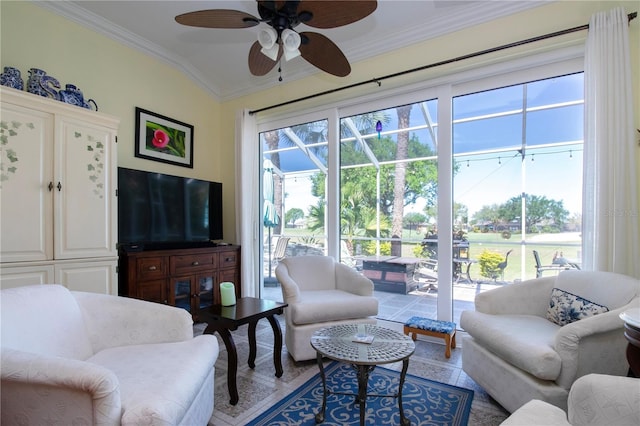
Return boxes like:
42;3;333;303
34;0;224;100
346;1;550;63
34;0;551;103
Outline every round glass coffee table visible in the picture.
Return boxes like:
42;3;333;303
310;323;415;426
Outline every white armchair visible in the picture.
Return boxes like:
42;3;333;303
460;270;640;413
275;255;379;361
1;284;219;425
501;373;640;425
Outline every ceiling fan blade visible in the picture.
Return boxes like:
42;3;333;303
299;1;377;29
299;32;350;77
248;40;281;76
175;10;260;28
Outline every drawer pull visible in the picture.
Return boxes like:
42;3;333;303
225;257;233;262
148;266;157;271
192;261;200;266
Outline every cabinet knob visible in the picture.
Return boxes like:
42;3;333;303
57;182;62;191
192;261;199;266
48;182;54;191
148;265;157;271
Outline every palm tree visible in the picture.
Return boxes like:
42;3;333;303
391;105;412;254
263;130;282;235
262;121;328;237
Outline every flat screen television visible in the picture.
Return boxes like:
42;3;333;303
117;167;223;250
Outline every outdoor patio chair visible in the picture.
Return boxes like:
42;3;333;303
533;250;577;278
413;258;438;289
272;236;290;265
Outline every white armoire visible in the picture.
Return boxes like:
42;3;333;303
0;86;119;294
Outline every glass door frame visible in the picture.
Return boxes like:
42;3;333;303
253;47;584;322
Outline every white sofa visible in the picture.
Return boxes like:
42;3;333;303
275;255;379;361
501;373;640;425
460;270;640;413
1;284;219;425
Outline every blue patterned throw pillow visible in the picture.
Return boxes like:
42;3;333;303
546;288;609;326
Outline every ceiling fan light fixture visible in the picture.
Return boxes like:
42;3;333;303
176;0;378;77
258;27;277;48
260;43;280;61
258;27;279;60
281;28;301;61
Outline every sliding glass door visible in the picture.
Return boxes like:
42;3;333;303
256;55;583;324
260;119;329;284
339;100;440;319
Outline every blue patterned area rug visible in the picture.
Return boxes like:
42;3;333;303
246;361;473;426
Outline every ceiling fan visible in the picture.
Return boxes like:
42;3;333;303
175;1;377;78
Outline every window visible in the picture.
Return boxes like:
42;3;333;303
260;119;329;283
257;54;583;324
452;73;583;285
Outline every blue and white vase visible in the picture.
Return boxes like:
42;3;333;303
59;84;98;111
39;75;60;100
59;84;85;107
27;68;48;96
0;67;24;90
27;68;60;99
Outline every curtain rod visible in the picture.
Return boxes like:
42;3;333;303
249;11;636;115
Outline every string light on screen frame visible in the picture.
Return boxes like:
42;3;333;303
455;148;581;168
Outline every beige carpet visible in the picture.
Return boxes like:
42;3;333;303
196;318;509;426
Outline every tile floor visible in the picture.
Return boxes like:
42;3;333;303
201;313;510;425
261;281;502;326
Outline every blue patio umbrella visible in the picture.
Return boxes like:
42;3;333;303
263;159;280;279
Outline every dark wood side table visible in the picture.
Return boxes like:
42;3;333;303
620;308;640;378
199;297;288;405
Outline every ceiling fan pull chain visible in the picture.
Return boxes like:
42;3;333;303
278;62;283;82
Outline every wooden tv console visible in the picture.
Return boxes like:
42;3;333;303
119;245;241;321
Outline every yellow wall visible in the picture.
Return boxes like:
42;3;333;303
2;1;639;245
0;1;230;238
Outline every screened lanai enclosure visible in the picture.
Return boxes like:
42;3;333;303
260;70;584;325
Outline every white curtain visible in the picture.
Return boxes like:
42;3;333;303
583;7;639;278
235;109;259;297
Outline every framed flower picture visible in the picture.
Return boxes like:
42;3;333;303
135;107;194;168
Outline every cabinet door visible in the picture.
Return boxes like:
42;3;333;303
172;275;194;313
55;260;117;295
196;273;215;312
170;272;215;320
0;101;54;262
0;264;55;289
136;279;168;304
54;115;117;260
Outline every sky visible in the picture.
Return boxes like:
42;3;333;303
281;146;583;222
267;73;584;223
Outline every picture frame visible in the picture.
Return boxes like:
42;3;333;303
135;107;194;168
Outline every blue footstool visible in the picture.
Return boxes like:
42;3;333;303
404;316;457;358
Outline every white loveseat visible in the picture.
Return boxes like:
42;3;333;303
460;270;640;413
1;284;219;425
501;373;640;425
275;255;379;361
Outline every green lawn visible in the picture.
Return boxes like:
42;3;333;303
276;227;581;282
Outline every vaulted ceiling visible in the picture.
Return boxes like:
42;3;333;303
41;1;548;101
